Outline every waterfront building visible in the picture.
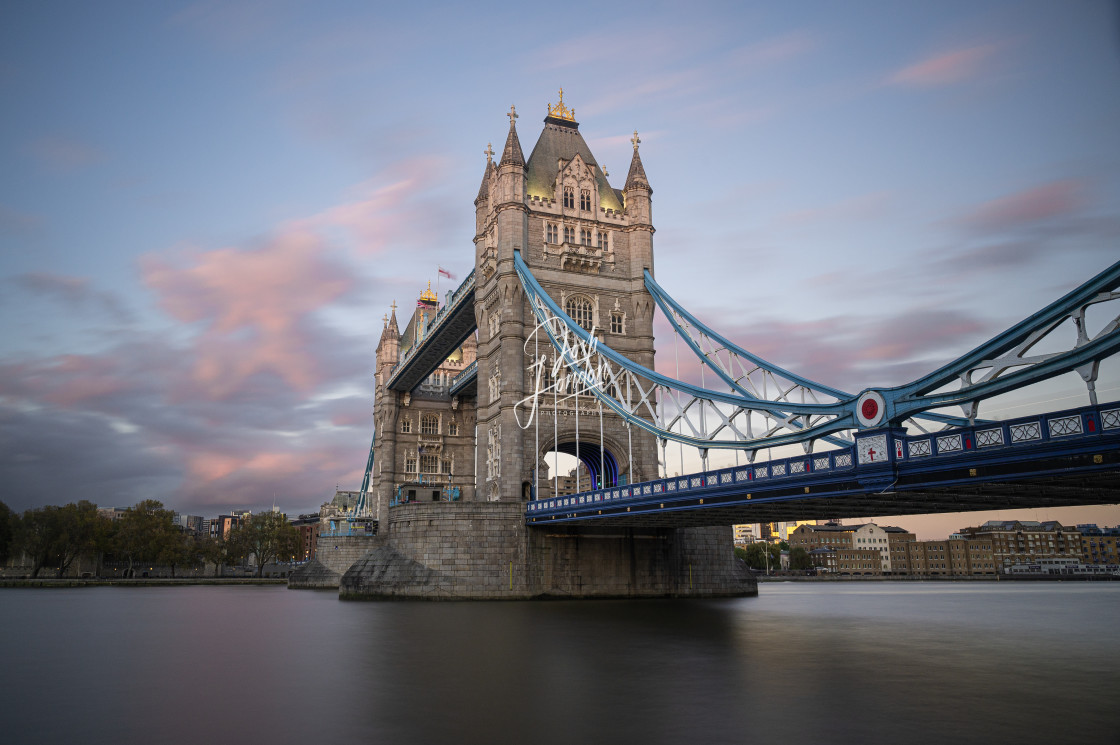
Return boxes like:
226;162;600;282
885;526;917;574
733;524;761;546
290;514;320;561
958;520;1081;572
1077;524;1120;567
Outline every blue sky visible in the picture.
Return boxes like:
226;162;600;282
1;1;1118;537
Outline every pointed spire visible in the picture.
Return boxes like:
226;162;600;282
387;301;399;336
500;105;524;167
625;130;649;191
476;144;495;204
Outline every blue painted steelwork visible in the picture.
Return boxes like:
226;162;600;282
387;269;477;392
449;359;477;396
525;401;1120;525
514;251;1120;451
355;427;376;516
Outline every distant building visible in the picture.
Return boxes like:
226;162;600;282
98;507;128;521
792;522;998;576
172;513;204;534
1077;524;1120;567
958;520;1081;572
290;514;320;561
733;524;760;546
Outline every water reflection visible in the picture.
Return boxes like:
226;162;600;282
1;583;1117;745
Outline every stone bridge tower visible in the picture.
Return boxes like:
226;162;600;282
473;92;660;503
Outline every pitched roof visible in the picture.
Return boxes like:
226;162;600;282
525;118;623;211
500;120;524;167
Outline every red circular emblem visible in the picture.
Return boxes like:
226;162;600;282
861;398;879;421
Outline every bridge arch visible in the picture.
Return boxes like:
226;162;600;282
535;431;630;498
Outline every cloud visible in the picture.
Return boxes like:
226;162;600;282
0;203;43;237
7;272;133;322
958;180;1083;232
141;228;354;398
26;135;107;171
889;43;1003;87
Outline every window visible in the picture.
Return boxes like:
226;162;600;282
580;228;591;246
546;223;558;243
442;459;452;475
580;189;591;211
421;414;438;435
405;456;417;473
401;419;412;434
597;231;607;249
447;422;459;436
564;187;574;209
420;454;440;474
610;312;624;334
563;226;575;243
565;296;594;331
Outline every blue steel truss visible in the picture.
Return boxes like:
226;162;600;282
513;251;1120;452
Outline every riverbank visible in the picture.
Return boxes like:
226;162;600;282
0;577;288;588
756;573;1118;582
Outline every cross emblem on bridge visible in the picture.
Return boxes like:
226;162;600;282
867;447;876;461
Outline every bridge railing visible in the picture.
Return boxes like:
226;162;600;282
526;401;1120;522
388;270;476;385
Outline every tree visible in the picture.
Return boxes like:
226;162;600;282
19;506;61;578
0;501;15;565
52;501;101;578
115;500;177;577
229;512;299;577
741;542;782;572
789;546;812;571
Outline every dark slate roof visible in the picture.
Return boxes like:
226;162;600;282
475;160;494;204
500;122;524;167
624;147;650;192
525;119;623;212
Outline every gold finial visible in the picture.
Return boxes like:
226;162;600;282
420;280;437;304
547;88;576;122
602;164;609;178
507;105;518;124
631;131;641;151
484;142;494;162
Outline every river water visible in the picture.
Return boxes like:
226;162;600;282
1;582;1117;745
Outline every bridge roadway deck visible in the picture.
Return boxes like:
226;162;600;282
526;402;1120;528
387;271;477;392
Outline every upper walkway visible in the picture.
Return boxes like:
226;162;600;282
386;271;477;392
526;402;1120;527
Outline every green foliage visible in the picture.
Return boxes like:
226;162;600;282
789;546;812;571
740;542;782;571
16;501;106;577
228;511;300;577
0;501;14;564
115;500;178;576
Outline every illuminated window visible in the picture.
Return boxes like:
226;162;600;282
597;231;607;249
401;419;412;434
421;414;438;435
564;187;574;209
580;228;591;246
546;223;558;243
610;312;624;334
563;226;575;243
580;189;591;211
565;296;594;331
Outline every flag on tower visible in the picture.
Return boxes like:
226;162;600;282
438;267;455;280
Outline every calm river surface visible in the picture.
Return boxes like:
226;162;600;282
1;582;1118;745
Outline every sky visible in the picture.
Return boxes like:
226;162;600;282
1;1;1118;538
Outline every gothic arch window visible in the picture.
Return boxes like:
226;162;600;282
565;295;594;331
597;230;608;249
447;421;459;436
610;311;624;334
401;418;412;434
580;189;591;211
563;226;575;244
420;413;438;435
546;223;558;243
580;228;592;246
563;187;574;209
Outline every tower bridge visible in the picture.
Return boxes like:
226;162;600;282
292;91;1120;599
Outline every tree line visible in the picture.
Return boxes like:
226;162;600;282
0;499;300;578
734;542;813;572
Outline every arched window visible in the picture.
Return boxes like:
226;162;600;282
546;223;558;243
580;228;592;246
580;189;591;211
563;187;574;209
565;296;594;331
421;414;438;435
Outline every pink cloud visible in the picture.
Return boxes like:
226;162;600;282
142;227;353;398
960;180;1083;232
890;43;1002;87
27;135;106;171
